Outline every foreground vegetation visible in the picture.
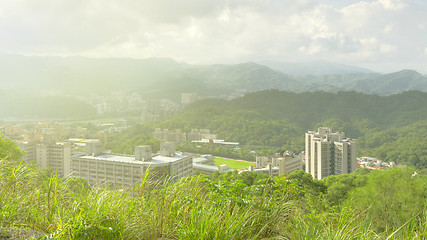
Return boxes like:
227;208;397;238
0;139;425;239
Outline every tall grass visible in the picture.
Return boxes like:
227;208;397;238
0;159;425;239
0;159;292;239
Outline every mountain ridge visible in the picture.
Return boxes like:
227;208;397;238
259;60;375;76
0;54;426;97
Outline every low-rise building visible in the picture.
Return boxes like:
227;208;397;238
253;151;303;177
192;154;233;175
191;139;240;148
71;141;193;187
153;128;219;145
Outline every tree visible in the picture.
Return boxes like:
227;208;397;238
0;134;23;160
239;171;257;186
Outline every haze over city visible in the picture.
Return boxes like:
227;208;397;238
1;0;427;73
1;1;427;239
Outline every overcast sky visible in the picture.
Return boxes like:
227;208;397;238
1;0;426;73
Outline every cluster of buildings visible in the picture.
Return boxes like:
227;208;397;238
76;90;254;123
78;92;202;122
1;121;364;186
196;127;358;180
2;122;72;177
14;127;193;186
80;92;181;121
153;128;240;148
1;121;105;141
357;157;396;170
1;122;234;187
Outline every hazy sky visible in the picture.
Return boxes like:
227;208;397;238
1;0;426;73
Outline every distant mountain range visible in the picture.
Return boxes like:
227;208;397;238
259;60;375;76
1;54;427;99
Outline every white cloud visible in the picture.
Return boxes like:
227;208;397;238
380;44;396;54
378;0;408;10
0;0;426;72
384;24;394;33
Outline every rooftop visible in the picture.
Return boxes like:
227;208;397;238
76;152;191;166
192;139;239;145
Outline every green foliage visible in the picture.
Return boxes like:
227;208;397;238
359;120;427;168
104;124;160;154
344;168;427;235
0;134;23;160
65;177;90;195
286;170;327;197
322;171;369;206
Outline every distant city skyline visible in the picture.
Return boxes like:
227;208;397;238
1;0;426;74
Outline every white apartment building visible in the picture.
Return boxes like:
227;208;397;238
305;127;357;179
187;129;217;142
153;128;187;144
18;141;72;177
71;141;193;187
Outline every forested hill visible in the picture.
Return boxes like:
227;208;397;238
161;90;427;136
153;90;427;168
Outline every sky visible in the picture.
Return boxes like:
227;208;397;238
0;0;426;73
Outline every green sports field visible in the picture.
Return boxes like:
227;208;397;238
214;157;255;169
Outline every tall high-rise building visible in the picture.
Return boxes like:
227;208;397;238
305;127;356;179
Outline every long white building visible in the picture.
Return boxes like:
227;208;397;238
305;127;356;179
71;141;192;186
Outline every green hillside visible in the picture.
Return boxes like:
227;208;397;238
359;120;427;168
105;90;427;168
